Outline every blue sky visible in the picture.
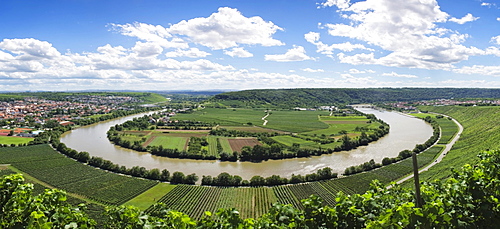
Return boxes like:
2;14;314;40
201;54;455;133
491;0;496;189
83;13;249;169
1;0;499;91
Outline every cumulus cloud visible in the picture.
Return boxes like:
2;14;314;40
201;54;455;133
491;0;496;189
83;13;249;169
132;42;163;57
302;68;324;72
224;47;253;57
348;68;375;74
265;46;315;62
0;38;61;60
167;7;284;50
318;0;350;10
319;0;487;70
165;48;211;58
493;36;500;45
111;22;188;49
449;13;479;24
305;32;373;54
453;65;500;76
382;72;418;78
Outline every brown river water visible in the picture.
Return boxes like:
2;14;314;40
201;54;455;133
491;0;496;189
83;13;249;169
60;108;433;180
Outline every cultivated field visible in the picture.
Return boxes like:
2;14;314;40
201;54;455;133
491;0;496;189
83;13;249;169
227;138;261;152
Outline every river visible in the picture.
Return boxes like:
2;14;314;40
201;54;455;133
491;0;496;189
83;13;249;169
60;108;433;180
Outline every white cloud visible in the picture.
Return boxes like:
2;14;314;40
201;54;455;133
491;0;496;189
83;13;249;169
224;47;253;57
453;65;500;76
302;68;324;72
265;46;316;62
167;7;284;50
132;42;163;57
348;68;375;74
318;0;351;10
165;48;211;58
0;38;61;60
382;72;418;78
449;13;479;24
111;22;188;49
481;2;491;6
305;32;373;54
97;44;127;56
491;36;500;45
321;0;487;70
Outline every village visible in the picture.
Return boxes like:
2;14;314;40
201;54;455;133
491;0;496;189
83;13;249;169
385;99;500;111
0;95;139;137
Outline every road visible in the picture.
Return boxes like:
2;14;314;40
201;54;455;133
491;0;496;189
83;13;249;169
393;115;464;185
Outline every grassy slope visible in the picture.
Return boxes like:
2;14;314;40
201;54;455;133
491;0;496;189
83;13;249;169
414;106;500;182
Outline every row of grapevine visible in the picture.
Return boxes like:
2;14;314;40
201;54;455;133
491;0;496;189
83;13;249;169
272;186;303;209
0;145;158;205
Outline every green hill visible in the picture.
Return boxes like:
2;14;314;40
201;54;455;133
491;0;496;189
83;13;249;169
209;88;500;108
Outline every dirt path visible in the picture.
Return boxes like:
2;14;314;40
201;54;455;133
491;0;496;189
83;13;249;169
262;113;270;126
393;115;463;185
142;136;156;147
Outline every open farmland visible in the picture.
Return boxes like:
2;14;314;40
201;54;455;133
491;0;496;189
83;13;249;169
227;138;261;152
148;136;188;150
172;108;266;126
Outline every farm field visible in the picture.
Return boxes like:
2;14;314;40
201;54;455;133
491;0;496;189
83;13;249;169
272;135;322;149
227;138;261;152
0;144;158;205
148;136;188;150
172;108;266;126
0;136;34;145
306;115;372;135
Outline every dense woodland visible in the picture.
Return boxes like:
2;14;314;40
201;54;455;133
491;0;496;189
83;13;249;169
210;88;500;108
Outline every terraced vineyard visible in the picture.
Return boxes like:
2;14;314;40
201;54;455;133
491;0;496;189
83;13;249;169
0;145;158;205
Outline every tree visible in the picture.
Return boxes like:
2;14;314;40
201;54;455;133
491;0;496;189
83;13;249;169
160;169;170;182
250;175;265;186
170;172;185;184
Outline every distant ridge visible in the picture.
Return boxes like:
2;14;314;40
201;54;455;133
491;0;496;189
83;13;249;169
210;88;500;107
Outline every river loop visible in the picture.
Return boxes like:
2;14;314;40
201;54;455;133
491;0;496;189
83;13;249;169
60;108;433;180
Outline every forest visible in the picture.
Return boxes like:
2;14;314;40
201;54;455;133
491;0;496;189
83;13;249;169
210;88;500;108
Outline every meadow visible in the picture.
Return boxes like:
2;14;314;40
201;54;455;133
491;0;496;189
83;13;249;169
0;135;33;145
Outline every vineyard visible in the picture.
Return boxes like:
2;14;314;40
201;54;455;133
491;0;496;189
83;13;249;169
0;144;158;205
0;110;463;221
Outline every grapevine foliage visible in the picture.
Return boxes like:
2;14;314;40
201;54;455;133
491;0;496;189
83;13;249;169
1;150;500;228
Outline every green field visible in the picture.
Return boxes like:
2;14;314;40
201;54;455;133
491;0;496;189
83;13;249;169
149;136;188;150
272;135;322;148
173;108;266;126
0;136;34;145
218;137;232;153
124;183;176;210
264;110;329;132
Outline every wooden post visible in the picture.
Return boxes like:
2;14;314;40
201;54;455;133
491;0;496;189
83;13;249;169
412;152;423;208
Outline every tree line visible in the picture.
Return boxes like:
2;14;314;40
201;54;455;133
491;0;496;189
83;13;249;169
210;88;500;108
2;149;499;228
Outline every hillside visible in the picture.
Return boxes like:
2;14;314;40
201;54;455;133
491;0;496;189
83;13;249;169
209;88;500;108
